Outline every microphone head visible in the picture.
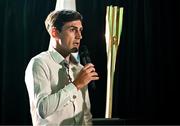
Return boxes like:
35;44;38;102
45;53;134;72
79;45;89;56
79;45;91;65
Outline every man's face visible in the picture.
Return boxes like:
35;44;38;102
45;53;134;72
58;20;83;53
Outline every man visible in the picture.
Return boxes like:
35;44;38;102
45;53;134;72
25;9;99;126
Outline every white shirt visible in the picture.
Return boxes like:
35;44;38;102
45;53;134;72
25;48;92;126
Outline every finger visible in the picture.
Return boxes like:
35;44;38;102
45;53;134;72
91;76;99;81
86;67;95;73
89;72;99;77
83;63;94;69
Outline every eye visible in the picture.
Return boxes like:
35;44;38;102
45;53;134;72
69;28;76;32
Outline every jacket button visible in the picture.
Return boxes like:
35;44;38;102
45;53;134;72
73;95;76;99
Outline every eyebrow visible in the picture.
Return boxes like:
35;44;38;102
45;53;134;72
64;25;83;31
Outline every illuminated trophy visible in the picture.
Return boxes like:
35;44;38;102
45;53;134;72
105;6;124;118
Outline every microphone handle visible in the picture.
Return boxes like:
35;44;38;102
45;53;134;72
90;81;96;90
85;56;96;90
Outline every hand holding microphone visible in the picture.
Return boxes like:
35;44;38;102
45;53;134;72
73;45;99;90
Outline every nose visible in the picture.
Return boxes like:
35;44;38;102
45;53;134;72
75;30;82;39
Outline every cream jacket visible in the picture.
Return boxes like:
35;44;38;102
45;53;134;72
25;48;92;126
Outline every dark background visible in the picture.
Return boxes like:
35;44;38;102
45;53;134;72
0;0;180;125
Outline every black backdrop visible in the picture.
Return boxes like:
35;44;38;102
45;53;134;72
0;0;180;125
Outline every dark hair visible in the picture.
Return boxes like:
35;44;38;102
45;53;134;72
45;9;83;32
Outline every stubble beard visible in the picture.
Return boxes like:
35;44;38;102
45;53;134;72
70;47;78;53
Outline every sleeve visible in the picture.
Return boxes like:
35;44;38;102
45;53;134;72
25;58;78;119
83;87;93;125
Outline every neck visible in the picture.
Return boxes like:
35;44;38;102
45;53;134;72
54;46;70;59
49;38;71;61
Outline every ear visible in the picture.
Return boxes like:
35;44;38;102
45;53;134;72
51;27;60;40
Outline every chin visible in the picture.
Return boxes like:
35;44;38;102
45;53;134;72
71;47;78;53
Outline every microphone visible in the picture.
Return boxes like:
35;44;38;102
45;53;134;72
79;45;96;90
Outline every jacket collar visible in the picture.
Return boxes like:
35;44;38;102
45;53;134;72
48;48;79;65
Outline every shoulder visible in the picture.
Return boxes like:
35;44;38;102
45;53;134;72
25;51;51;81
34;51;50;61
26;51;51;69
30;51;51;64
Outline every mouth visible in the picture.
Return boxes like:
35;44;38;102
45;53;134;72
73;42;80;47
